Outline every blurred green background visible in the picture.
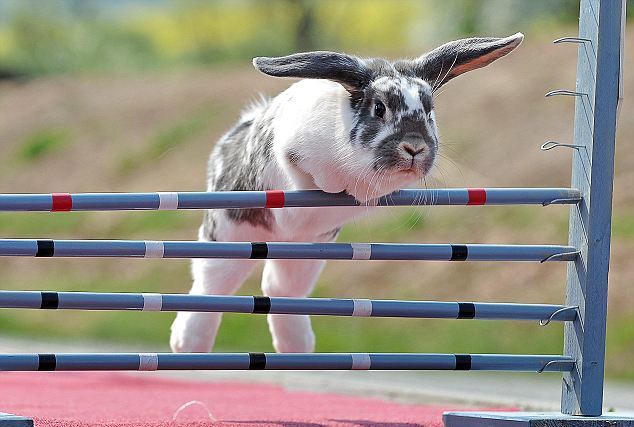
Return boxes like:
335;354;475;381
0;0;633;380
0;0;598;77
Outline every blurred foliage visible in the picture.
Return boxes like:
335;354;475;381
118;103;226;174
17;128;72;162
1;0;631;77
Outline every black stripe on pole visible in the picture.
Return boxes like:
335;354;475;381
35;240;55;257
40;292;59;309
250;243;268;259
457;302;476;319
249;352;267;369
252;296;271;314
450;245;468;261
454;354;472;370
38;354;57;371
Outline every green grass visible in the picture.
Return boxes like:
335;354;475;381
339;205;571;244
612;213;634;241
339;207;428;242
104;211;199;238
0;212;88;236
17;128;71;163
0;210;199;239
118;105;225;174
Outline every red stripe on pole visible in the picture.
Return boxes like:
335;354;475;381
265;191;285;208
467;188;487;205
51;193;73;211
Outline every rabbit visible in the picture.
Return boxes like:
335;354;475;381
170;33;524;354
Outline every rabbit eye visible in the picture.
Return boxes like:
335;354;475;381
374;100;386;119
427;111;434;121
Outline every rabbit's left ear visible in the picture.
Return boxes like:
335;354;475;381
415;33;524;89
253;51;370;94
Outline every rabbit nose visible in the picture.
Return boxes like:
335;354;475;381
401;142;425;157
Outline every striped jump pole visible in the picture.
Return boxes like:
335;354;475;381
0;239;579;262
0;291;579;322
0;188;581;212
0;353;575;372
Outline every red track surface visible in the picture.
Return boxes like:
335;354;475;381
0;371;497;426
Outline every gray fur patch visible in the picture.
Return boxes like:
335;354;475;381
207;101;276;231
203;211;217;241
286;149;303;166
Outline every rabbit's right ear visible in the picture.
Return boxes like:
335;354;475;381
414;33;524;89
253;51;370;93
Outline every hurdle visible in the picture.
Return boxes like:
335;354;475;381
0;291;579;321
0;1;628;426
0;353;575;372
0;187;581;211
0;239;579;261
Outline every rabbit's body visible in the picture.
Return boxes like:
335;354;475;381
206;80;369;242
170;34;524;354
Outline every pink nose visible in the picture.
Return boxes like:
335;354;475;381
402;143;425;157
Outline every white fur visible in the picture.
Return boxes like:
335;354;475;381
273;80;421;203
170;80;426;354
401;80;424;112
170;79;425;354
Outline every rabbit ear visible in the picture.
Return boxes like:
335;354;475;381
415;33;524;89
253;51;370;93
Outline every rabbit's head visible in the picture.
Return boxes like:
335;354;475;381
253;33;523;200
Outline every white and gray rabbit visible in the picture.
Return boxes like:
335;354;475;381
170;33;524;354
